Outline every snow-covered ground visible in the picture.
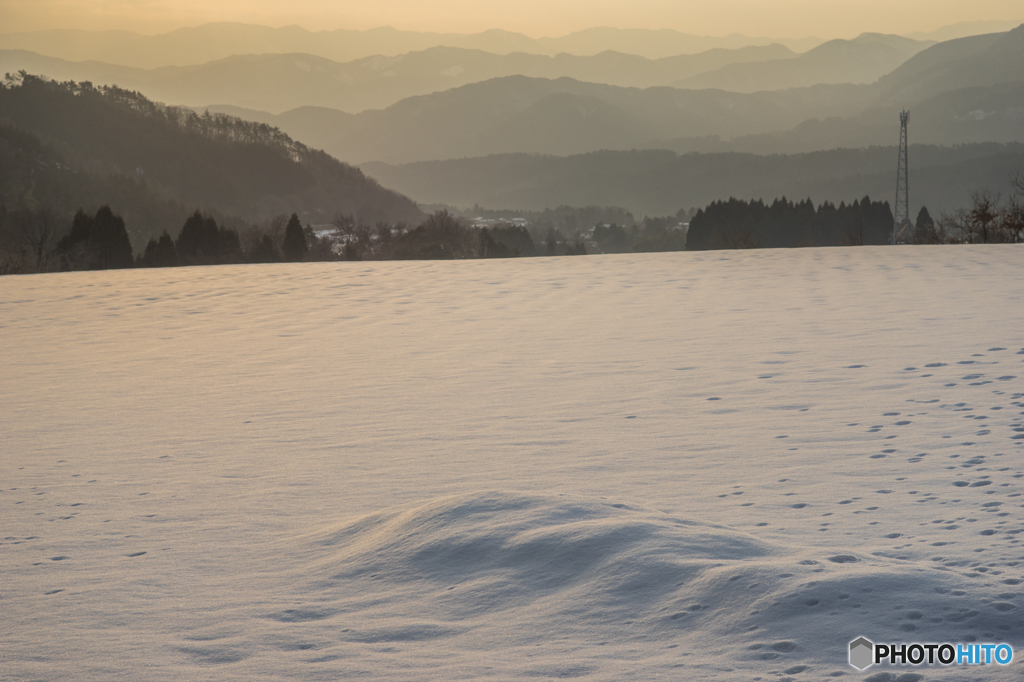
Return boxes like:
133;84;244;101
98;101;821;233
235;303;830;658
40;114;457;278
2;245;1023;681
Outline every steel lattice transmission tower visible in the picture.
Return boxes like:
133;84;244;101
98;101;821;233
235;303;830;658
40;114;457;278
892;110;912;244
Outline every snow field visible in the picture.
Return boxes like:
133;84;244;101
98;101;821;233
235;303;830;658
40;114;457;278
2;245;1023;680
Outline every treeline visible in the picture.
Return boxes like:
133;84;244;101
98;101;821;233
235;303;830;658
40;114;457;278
0;205;290;273
0;206;587;274
684;180;1024;250
5;186;1022;274
687;196;896;249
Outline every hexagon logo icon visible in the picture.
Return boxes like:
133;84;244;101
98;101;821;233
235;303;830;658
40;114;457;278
849;637;874;670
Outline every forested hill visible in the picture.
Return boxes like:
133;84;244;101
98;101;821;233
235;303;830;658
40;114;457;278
0;73;424;240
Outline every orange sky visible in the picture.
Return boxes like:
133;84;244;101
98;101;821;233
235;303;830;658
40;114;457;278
1;0;1022;38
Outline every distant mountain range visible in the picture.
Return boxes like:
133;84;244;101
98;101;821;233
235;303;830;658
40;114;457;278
674;33;930;92
184;25;1022;165
347;26;1024;216
0;32;934;114
0;23;827;68
3;21;1023;226
714;29;1024;153
0;26;1016;156
3;20;1018;69
200;78;873;164
0;43;800;114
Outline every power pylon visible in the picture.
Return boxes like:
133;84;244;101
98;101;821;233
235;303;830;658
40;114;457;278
892;110;912;244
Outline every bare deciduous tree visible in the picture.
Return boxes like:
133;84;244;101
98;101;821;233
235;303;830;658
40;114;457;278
939;182;1024;244
5;207;64;272
1006;173;1024;244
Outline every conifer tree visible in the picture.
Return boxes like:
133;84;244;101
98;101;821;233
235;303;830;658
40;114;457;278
55;205;133;270
142;231;179;267
281;213;308;261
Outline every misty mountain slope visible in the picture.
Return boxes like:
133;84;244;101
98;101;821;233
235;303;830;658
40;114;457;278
361;143;1024;217
0;124;201;249
675;34;932;92
725;82;1024;154
257;76;871;164
0;49;149;88
874;24;1024;106
0;75;423;237
679;30;1024;155
140;52;368;112
294;26;1024;165
176;25;1024;168
190;26;1023;165
6;27;1020;174
873;32;1003;94
339;43;796;92
0;23;823;68
653;44;795;80
906;18;1024;41
274;106;359;144
483;93;655;156
532;26;824;58
0;43;795;114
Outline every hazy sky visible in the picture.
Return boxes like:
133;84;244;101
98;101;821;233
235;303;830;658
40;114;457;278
2;0;1022;38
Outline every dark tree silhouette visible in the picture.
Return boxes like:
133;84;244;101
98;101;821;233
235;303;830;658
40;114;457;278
281;213;308;262
141;231;179;267
392;210;475;259
490;225;535;256
687;196;893;250
91;206;134;269
55;205;133;270
913;206;942;243
478;228;515;258
250;235;281;263
593;223;633;253
175;210;241;265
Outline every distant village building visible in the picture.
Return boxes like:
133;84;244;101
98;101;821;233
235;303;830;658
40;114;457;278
469;216;528;229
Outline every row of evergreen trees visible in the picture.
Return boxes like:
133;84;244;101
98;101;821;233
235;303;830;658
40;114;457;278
3;189;1019;274
37;207;308;271
0;204;581;273
140;211;308;267
145;211;309;267
687;196;896;250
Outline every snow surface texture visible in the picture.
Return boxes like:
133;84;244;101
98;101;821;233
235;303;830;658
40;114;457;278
2;245;1023;681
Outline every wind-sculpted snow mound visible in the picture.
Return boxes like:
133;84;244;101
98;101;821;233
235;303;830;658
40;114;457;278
260;492;1023;678
308;491;775;583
